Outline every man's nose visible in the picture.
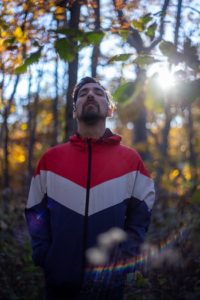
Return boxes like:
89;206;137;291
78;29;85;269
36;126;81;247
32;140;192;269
87;90;95;99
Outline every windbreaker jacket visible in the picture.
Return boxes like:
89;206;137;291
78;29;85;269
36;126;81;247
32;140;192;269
25;131;155;286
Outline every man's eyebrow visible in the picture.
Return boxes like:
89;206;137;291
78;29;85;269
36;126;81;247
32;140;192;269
94;87;105;92
78;87;105;94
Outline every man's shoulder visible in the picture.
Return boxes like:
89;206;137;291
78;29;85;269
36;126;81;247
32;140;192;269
118;142;141;158
42;142;70;158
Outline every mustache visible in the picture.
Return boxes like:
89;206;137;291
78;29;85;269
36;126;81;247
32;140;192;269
83;100;99;109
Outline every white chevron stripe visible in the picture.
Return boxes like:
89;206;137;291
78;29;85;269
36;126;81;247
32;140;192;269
26;170;155;215
27;171;86;215
46;171;86;215
133;172;155;210
88;171;137;216
26;171;47;208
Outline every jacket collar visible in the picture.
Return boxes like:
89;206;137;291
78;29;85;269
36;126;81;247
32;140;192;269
69;128;121;146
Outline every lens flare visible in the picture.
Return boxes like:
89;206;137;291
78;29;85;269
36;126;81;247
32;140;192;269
156;69;175;90
86;224;187;278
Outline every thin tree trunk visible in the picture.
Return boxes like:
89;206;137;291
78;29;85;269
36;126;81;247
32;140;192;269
52;54;59;145
64;1;80;141
174;0;182;48
27;70;42;186
132;69;149;160
91;0;100;78
160;100;172;158
188;104;197;182
3;107;9;188
2;76;19;189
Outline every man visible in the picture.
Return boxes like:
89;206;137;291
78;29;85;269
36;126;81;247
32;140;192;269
25;77;155;300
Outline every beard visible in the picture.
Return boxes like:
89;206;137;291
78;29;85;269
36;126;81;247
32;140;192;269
79;110;104;125
78;102;105;125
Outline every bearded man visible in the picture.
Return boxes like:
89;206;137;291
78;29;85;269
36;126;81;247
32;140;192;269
25;77;155;300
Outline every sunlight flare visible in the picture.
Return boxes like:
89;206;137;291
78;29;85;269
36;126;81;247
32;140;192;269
156;68;176;90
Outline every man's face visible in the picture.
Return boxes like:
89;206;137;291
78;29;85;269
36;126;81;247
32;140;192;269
74;83;110;125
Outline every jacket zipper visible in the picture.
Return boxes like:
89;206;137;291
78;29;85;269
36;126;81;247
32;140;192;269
82;139;92;280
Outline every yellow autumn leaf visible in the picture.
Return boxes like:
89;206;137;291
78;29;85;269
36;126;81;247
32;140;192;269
14;55;23;66
33;9;45;19
54;6;65;20
14;27;23;38
183;165;192;181
1;31;9;38
23;3;28;11
0;100;3;110
21;123;27;131
18;153;26;163
169;169;179;181
10;104;16;114
55;14;65;20
13;27;27;44
10;145;26;164
18;35;28;44
42;112;53;126
49;0;56;8
0;38;6;51
55;6;65;15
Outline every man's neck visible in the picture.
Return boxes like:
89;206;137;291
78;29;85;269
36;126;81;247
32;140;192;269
77;121;106;139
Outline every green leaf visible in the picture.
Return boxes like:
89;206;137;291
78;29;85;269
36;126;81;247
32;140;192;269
112;81;136;103
53;27;83;37
183;38;200;71
146;22;157;40
15;64;27;74
108;53;133;63
24;49;42;66
14;49;42;74
140;13;152;25
118;29;129;42
3;37;16;46
54;38;75;62
133;55;160;67
52;28;104;47
84;31;105;45
159;41;177;57
0;18;9;30
132;19;145;31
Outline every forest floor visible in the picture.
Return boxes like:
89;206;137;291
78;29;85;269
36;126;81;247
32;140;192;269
0;189;200;300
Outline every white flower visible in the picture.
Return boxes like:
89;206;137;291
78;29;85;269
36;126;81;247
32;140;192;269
86;247;108;265
108;227;127;244
97;232;113;250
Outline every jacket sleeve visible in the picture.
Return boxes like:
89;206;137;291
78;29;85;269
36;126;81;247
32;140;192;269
25;156;51;268
120;158;155;257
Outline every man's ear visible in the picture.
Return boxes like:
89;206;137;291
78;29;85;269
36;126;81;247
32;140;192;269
73;103;77;119
73;109;77;119
107;106;114;117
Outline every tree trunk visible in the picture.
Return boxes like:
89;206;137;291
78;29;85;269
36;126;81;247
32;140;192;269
1;76;19;189
188;104;197;183
174;0;183;48
52;55;59;145
133;69;149;160
64;1;80;141
156;0;182;188
3;107;9;188
27;71;42;186
91;0;100;78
